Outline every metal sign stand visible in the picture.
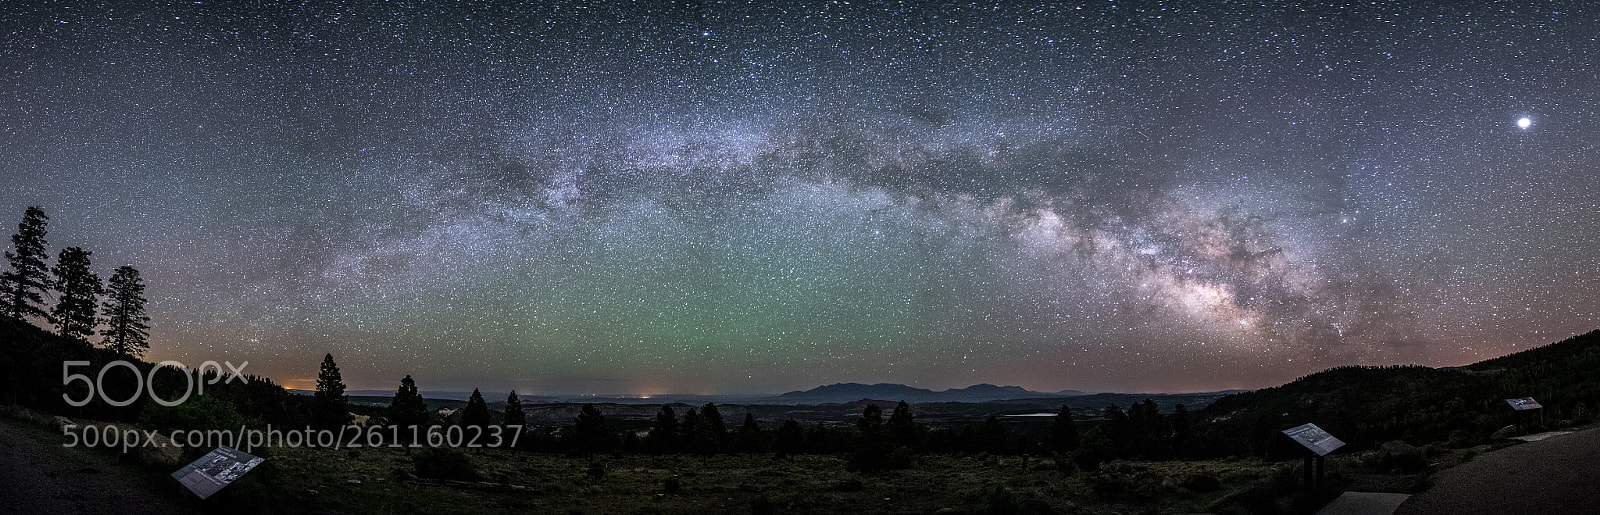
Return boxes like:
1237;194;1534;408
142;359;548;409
1506;397;1543;434
1281;423;1344;493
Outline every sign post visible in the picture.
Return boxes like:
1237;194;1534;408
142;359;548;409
171;446;265;500
1506;397;1543;433
1281;423;1344;493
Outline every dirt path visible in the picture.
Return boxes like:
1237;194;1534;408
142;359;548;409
1395;427;1600;514
0;417;191;514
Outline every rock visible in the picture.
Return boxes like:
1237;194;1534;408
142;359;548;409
1182;473;1221;493
52;416;74;431
1448;430;1475;448
1491;424;1517;440
136;432;183;467
1378;440;1424;473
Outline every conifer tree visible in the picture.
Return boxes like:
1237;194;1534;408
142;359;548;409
101;266;150;358
737;413;763;454
887;401;917;448
774;419;804;459
311;353;351;428
1049;405;1079;453
975;415;1009;454
388;375;429;448
388;375;429;426
2;207;50;321
461;388;491;428
1171;404;1191;458
648;404;680;452
696;402;727;454
51;247;100;342
572;403;614;461
504;390;526;427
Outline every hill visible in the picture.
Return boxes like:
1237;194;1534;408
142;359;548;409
767;382;1081;404
1192;330;1600;458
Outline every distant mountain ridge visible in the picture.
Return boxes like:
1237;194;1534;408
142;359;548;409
293;383;1094;404
765;382;1089;404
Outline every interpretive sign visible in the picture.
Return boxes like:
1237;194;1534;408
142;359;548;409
171;446;264;499
1282;423;1345;456
1506;397;1543;411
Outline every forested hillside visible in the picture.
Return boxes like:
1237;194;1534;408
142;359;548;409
1193;330;1600;458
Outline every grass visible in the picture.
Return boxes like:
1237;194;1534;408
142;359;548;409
225;446;1282;514
0;408;1284;514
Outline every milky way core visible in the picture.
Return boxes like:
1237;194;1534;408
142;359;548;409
2;2;1596;394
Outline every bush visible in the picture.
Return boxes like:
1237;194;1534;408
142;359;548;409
413;446;479;481
138;395;248;432
663;476;683;494
981;484;1020;514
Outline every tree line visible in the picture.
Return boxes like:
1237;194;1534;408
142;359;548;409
301;353;1210;473
2;207;151;357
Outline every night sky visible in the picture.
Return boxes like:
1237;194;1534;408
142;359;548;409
2;1;1596;395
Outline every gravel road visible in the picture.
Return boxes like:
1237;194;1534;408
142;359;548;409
1396;427;1600;514
0;417;188;514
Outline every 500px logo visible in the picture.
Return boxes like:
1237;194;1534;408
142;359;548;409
62;360;249;407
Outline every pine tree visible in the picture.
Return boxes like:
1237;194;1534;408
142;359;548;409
1049;405;1079;453
461;388;491;428
388;375;429;448
887;401;917;448
774;419;804;459
572;403;614;461
504;390;526;427
976;415;1009;454
1171;404;1191;458
857;404;885;436
1103;405;1131;458
2;207;50;322
101;266;150;358
648;404;680;453
312;353;351;429
695;402;726;454
737;413;763;454
680;407;700;449
50;247;100;342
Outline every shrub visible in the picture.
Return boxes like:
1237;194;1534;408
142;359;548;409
413;446;478;481
663;476;683;494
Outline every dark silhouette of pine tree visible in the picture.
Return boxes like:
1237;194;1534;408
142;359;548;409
695;402;726;454
857;403;884;436
388;375;429;449
571;403;614;462
737;413;763;454
100;266;150;358
648;404;680;453
461;388;491;428
2;207;50;322
388;376;428;423
1127;399;1170;459
311;353;351;429
1049;405;1079;453
1171;403;1190;458
1103;405;1130;457
504;390;526;427
680;407;700;451
50;247;99;342
975;415;1009;454
887;401;918;448
851;403;910;472
774;419;804;459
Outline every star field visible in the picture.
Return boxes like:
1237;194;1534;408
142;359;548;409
2;1;1596;394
